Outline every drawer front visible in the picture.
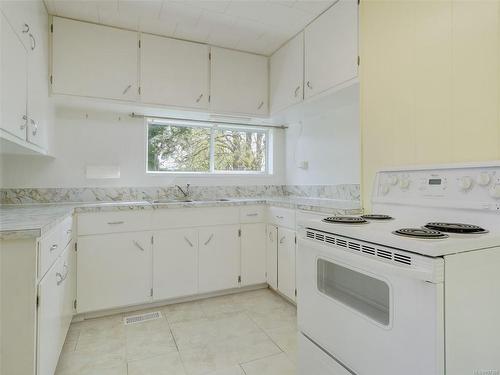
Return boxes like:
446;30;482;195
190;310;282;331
38;217;72;279
267;206;296;229
240;205;265;223
77;211;152;235
151;207;240;230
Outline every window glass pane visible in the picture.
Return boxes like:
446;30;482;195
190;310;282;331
147;123;211;172
214;128;267;172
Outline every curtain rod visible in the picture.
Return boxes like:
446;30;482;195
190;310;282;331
129;112;288;130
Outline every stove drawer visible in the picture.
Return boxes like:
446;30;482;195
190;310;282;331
298;333;351;375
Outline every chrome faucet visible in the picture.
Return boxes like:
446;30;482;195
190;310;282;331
176;184;190;198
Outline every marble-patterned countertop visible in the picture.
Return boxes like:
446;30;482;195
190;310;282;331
0;197;361;240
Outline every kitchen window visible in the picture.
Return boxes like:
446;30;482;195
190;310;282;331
147;119;270;174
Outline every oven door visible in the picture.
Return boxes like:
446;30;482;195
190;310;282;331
297;236;444;375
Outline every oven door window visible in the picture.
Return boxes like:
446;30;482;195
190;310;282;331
317;258;390;326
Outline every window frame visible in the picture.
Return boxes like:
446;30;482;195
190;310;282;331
145;118;272;175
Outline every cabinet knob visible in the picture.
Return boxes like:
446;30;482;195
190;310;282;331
132;240;145;252
257;101;264;110
184;236;194;247
22;23;30;33
306;81;313;90
21;115;28;130
204;234;214;246
196;94;204;103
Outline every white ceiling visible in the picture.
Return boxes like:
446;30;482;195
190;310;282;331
43;0;334;55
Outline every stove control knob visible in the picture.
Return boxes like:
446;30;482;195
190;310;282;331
489;183;500;199
477;172;491;186
399;179;410;190
381;184;390;195
387;175;398;185
458;176;473;191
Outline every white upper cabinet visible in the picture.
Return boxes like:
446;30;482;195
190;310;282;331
140;34;209;109
210;47;268;116
26;0;49;149
1;11;28;141
270;32;304;114
304;0;358;99
51;17;138;101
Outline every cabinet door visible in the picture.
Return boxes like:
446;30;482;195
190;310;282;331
240;223;266;286
141;34;209;109
153;228;198;301
37;250;65;375
304;0;358;98
26;0;49;148
270;32;304;114
199;225;240;293
1;12;28;140
210;47;268;116
266;224;278;290
277;227;296;301
77;232;152;313
52;17;138;101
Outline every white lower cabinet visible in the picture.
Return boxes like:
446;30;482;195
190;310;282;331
266;224;278;290
199;225;241;293
277;227;297;301
77;232;153;313
240;223;267;286
37;245;75;375
153;228;199;301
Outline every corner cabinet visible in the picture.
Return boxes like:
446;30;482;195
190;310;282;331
140;34;209;109
304;0;359;98
77;232;153;313
210;47;269;116
51;17;138;101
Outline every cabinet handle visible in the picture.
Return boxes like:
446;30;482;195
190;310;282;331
204;234;214;246
56;264;69;286
196;93;203;103
30;118;38;136
66;229;72;234
294;85;301;97
21;115;28;130
257;101;264;110
184;236;194;247
306;81;313;90
275;215;284;220
107;221;125;225
22;24;29;33
50;244;58;252
269;231;273;241
29;33;36;50
279;236;286;244
246;213;258;217
122;84;132;95
133;240;145;252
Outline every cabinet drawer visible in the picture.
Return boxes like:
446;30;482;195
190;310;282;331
267;206;296;229
240;205;265;223
77;211;151;235
151;207;239;230
38;216;73;279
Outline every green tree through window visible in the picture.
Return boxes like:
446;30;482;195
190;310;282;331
147;121;268;173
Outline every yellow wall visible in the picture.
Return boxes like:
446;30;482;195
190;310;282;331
360;0;500;209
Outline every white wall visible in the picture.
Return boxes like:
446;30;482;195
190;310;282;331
0;107;286;188
282;84;360;185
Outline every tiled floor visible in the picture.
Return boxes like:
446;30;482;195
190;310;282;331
56;288;297;375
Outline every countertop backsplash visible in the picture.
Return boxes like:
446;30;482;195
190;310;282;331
0;184;360;205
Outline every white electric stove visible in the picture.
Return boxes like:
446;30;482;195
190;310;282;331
297;162;500;375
